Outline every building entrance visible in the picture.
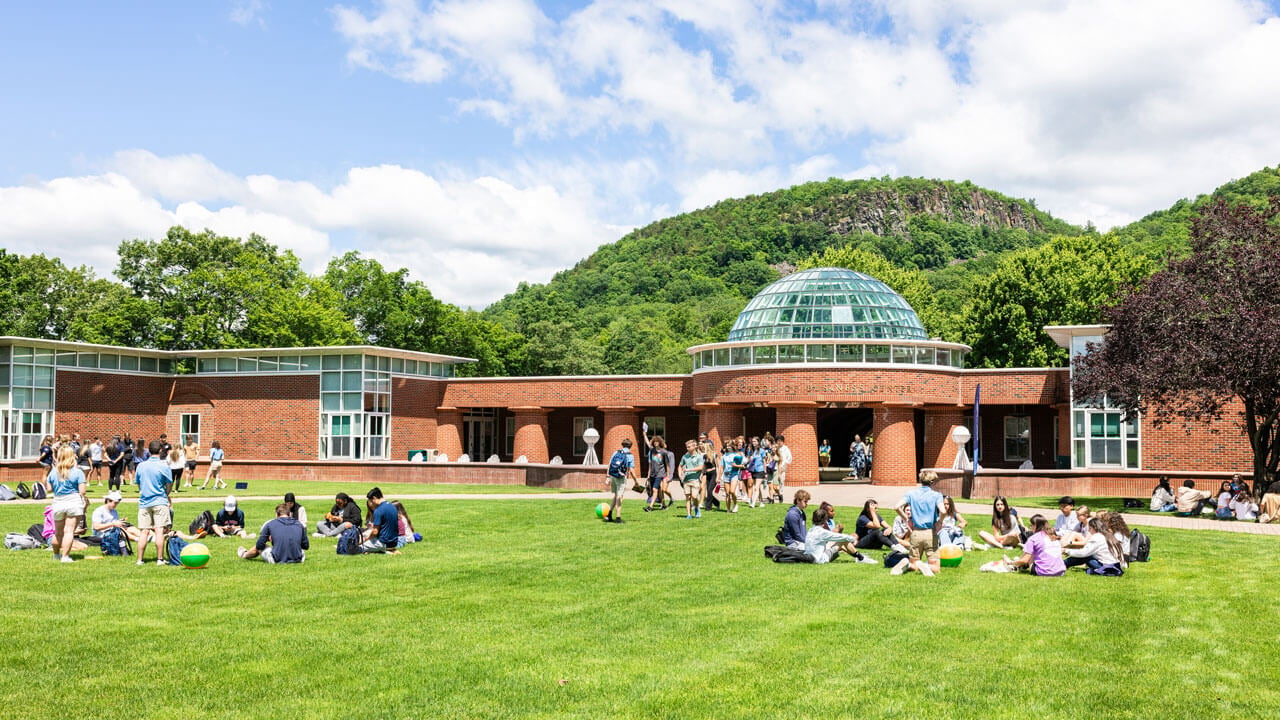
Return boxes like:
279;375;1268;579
816;408;873;468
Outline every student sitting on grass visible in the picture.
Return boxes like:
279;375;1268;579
939;496;970;549
391;501;416;545
1214;481;1235;519
1005;514;1065;577
854;500;907;553
360;487;401;554
1054;496;1080;537
1176;480;1213;515
1151;477;1177;512
239;503;309;564
316;492;362;537
1063;517;1125;574
780;490;810;550
213;496;249;538
978;496;1025;550
890;505;912;548
1100;512;1133;561
803;506;872;564
1229;486;1259;521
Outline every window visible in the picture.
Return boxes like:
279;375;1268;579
180;414;200;447
505;416;515;458
1072;407;1140;469
1003;415;1030;461
643;416;666;442
573;416;595;456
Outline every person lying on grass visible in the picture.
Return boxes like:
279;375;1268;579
803;506;873;564
1063;517;1125;574
1005;514;1065;577
239;503;309;564
978;496;1025;550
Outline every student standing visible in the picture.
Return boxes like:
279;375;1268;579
678;440;705;519
893;470;946;576
134;439;173;565
604;439;636;524
48;446;87;563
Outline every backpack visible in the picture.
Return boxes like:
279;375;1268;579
189;510;214;537
101;527;131;557
27;524;47;547
31;483;47;500
4;532;39;550
166;535;189;565
336;525;365;555
763;545;815;563
0;484;15;502
608;450;629;479
15;482;31;499
1129;529;1151;562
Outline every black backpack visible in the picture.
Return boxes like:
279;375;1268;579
15;483;31;499
764;545;815;563
1130;529;1151;562
189;510;214;537
27;524;47;547
31;483;46;500
337;525;365;555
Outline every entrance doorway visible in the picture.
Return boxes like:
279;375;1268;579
816;408;873;468
463;409;497;461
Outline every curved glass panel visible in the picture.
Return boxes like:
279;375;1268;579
728;268;927;341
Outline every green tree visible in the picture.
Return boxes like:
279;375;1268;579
116;227;358;349
963;235;1153;367
0;251;152;345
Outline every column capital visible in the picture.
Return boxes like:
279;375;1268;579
509;406;551;415
598;405;637;413
436;406;462;414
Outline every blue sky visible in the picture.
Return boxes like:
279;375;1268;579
3;0;1280;307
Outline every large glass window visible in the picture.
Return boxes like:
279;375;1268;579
180;413;200;448
320;355;390;460
1003;415;1030;461
1072;406;1139;469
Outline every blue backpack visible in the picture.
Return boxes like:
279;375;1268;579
166;535;188;565
608;450;629;478
101;527;131;557
336;525;365;555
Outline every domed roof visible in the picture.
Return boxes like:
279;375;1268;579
727;267;927;342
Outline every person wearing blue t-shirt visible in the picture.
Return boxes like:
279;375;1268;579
894;470;946;577
48;446;88;562
134;439;173;566
360;487;401;554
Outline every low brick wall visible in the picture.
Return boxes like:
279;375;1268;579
0;461;607;491
926;468;1247;500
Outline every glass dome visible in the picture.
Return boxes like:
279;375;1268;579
727;267;927;342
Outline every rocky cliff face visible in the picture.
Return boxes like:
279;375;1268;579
794;184;1045;237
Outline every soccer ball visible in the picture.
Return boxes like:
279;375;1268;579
594;502;611;519
179;542;211;569
939;545;964;567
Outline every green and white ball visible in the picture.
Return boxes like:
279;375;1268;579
179;542;211;569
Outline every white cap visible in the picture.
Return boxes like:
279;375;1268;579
105;491;123;502
224;495;237;511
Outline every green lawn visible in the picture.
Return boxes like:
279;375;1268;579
3;498;1275;719
77;478;589;501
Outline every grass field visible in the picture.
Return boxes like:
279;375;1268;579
3;496;1276;719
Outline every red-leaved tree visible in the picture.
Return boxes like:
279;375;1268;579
1073;198;1280;490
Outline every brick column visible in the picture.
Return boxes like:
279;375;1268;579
600;406;640;456
510;406;551;463
874;404;918;486
435;407;464;460
923;406;969;469
771;401;819;486
1056;404;1071;463
694;402;744;450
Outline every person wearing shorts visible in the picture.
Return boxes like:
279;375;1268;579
893;470;946;577
604;439;636;524
48;446;88;562
134;439;173;566
201;440;225;490
774;435;791;501
678;439;704;519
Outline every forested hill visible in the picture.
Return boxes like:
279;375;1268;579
482;177;1082;374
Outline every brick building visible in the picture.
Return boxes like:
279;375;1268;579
0;268;1251;494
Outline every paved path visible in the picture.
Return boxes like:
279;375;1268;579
6;485;1276;536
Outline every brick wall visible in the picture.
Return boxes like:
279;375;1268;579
54;369;170;441
164;375;319;460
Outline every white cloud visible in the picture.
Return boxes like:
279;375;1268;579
0;153;623;308
230;0;268;28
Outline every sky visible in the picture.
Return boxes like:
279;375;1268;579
2;0;1279;309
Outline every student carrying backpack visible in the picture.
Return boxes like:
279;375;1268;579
608;450;629;478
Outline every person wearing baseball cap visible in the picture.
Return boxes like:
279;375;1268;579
91;490;142;544
213;495;248;538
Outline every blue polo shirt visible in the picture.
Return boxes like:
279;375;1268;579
904;485;944;530
135;457;171;509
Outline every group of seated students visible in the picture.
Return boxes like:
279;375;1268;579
1151;475;1268;521
983;496;1134;576
781;490;1136;578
